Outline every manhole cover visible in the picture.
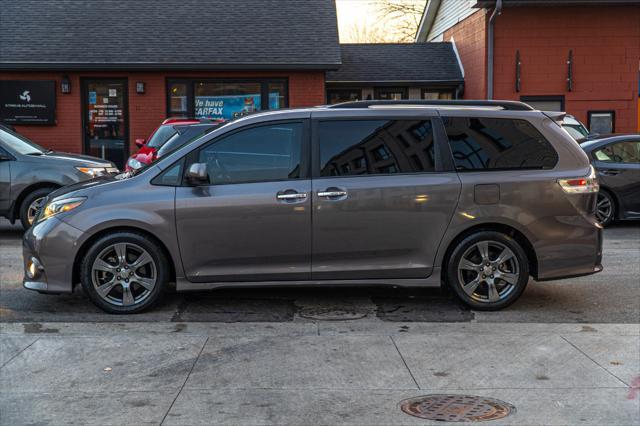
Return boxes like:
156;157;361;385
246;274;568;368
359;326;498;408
400;394;515;422
298;304;369;320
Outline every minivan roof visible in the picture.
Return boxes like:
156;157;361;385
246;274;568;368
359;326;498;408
326;100;535;111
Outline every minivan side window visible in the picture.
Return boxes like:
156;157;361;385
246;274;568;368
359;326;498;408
197;122;302;185
443;117;558;171
319;120;436;177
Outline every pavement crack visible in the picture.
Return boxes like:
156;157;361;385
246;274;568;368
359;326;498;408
0;336;40;369
160;336;209;425
560;335;631;387
390;335;420;390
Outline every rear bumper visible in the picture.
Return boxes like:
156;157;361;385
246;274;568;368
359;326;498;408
535;219;603;281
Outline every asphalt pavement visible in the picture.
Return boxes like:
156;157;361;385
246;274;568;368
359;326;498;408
1;218;639;425
0;218;638;324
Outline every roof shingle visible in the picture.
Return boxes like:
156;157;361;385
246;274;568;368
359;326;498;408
326;43;463;84
0;0;341;70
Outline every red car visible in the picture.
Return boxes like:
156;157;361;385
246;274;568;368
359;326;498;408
125;118;221;171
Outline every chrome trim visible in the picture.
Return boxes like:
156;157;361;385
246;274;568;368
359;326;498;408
318;191;347;198
276;193;307;200
24;281;48;291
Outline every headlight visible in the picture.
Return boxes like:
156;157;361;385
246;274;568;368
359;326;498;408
39;197;86;222
76;166;110;177
127;157;143;170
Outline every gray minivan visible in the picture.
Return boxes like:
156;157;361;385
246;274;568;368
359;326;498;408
22;101;603;313
0;125;118;228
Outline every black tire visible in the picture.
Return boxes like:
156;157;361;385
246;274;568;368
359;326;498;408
446;231;529;311
595;190;616;227
19;187;56;229
80;231;169;314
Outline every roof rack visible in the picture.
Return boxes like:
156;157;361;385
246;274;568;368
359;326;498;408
326;100;535;111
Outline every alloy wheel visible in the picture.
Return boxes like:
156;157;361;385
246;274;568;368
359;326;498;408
91;242;157;307
26;197;46;225
595;192;613;224
457;241;520;304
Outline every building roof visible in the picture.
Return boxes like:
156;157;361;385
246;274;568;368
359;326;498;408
474;0;640;6
0;0;341;71
326;43;464;85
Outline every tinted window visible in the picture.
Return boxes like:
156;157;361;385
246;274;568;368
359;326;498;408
319;120;436;177
443;117;558;170
198;122;302;185
594;141;640;163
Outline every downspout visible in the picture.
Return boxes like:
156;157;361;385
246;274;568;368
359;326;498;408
487;0;503;100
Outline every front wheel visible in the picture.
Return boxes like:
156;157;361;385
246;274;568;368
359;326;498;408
19;187;56;229
80;232;169;314
595;190;615;226
446;231;529;311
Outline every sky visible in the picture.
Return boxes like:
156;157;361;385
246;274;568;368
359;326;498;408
335;0;427;43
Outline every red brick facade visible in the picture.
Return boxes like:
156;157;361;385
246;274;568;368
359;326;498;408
444;9;489;100
0;70;326;155
442;5;640;133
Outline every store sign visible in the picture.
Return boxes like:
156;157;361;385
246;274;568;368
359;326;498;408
0;80;56;125
195;94;280;120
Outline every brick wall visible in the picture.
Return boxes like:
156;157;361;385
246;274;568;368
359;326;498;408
443;9;488;100
0;70;326;154
492;5;640;133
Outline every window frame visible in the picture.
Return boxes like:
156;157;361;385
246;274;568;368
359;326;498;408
588;110;616;134
166;77;289;118
520;95;565;112
594;140;640;164
181;118;310;187
310;115;454;180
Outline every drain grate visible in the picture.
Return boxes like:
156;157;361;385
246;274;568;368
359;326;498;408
400;394;515;422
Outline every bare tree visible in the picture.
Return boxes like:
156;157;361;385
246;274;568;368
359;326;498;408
372;0;427;42
346;21;394;43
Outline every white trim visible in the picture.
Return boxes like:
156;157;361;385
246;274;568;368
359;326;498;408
450;37;465;78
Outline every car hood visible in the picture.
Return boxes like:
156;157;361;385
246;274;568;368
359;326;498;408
47;174;119;201
41;151;115;167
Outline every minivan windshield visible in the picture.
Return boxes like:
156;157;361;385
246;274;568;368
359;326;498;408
0;127;47;155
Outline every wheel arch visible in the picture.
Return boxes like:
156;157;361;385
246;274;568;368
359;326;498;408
72;226;177;290
12;182;61;220
440;222;538;282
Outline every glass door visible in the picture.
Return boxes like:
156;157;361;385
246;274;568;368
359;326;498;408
83;79;128;168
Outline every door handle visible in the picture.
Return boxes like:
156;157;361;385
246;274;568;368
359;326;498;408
276;192;307;201
600;169;621;176
318;187;348;199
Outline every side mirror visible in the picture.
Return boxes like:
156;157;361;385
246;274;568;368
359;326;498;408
135;138;146;148
185;163;209;185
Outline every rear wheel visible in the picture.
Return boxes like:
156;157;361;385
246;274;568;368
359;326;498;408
446;231;529;311
595;190;615;226
19;187;56;229
80;232;169;314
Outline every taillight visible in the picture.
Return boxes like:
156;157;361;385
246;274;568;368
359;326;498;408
558;166;599;194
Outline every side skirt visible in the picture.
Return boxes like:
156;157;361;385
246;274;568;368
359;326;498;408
176;268;442;291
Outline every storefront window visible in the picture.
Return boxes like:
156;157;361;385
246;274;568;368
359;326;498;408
375;88;407;100
168;82;188;117
422;90;454;100
327;89;361;104
167;79;288;120
268;82;286;109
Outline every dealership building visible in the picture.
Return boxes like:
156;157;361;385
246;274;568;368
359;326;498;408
1;0;639;168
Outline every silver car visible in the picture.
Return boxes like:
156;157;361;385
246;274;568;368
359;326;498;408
0;125;118;228
22;100;603;314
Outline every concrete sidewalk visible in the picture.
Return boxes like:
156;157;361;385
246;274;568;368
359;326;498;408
1;322;638;425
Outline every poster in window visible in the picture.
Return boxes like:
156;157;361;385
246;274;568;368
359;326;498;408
0;80;56;125
194;94;280;120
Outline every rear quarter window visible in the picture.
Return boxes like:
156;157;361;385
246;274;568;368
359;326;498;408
443;117;558;171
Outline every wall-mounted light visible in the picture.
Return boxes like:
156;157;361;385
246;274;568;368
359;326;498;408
136;82;145;94
60;75;71;94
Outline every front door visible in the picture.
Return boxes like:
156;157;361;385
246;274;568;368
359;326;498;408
311;116;460;280
82;79;128;168
593;139;640;215
175;120;311;282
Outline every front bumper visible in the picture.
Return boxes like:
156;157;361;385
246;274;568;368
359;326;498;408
22;216;85;294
